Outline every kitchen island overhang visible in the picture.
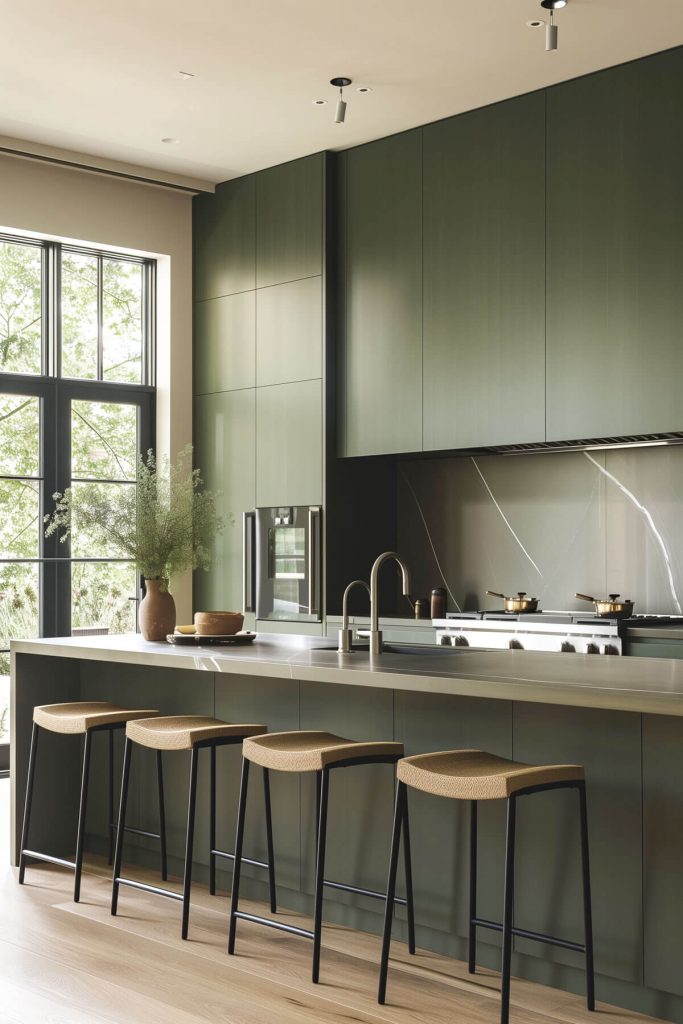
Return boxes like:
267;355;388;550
10;632;683;1023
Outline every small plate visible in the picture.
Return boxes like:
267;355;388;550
167;631;256;646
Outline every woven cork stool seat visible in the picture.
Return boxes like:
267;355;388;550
243;730;404;772
397;749;584;801
126;715;267;751
33;701;159;735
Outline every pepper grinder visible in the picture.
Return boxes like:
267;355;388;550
431;587;446;619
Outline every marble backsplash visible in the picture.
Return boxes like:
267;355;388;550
396;445;683;616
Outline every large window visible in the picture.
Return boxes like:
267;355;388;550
0;235;155;754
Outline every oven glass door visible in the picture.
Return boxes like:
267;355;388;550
255;506;321;621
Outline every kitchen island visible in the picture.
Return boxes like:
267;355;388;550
10;633;683;1023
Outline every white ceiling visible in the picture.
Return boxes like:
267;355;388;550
2;0;683;189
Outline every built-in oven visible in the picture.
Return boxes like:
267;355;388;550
243;506;322;622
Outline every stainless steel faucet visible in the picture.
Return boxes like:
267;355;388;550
338;579;371;653
369;551;412;655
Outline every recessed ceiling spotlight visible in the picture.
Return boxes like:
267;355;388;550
161;137;180;144
313;99;327;105
356;86;372;93
330;76;352;123
176;70;195;80
526;19;544;27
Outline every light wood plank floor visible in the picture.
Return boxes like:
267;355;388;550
0;779;665;1024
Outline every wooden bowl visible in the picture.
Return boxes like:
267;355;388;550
194;611;244;636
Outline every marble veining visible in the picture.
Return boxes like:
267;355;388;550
397;445;683;615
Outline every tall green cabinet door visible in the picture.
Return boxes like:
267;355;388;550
422;93;545;450
342;130;422;457
193;389;255;612
256;154;323;288
193;175;256;301
546;48;683;441
256;379;322;507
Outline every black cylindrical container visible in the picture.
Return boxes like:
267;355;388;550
431;587;447;619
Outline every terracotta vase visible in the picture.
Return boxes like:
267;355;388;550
139;579;176;641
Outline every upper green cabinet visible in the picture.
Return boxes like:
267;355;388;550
546;49;683;441
193;291;255;395
256;154;323;288
341;130;423;457
193;175;255;301
422;94;546;450
256;276;322;387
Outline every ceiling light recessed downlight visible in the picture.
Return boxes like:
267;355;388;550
161;137;180;144
313;99;327;105
176;70;195;80
356;86;372;93
330;76;352;123
526;19;544;27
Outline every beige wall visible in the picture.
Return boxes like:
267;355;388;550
0;152;194;620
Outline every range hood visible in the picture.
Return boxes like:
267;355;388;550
489;432;683;455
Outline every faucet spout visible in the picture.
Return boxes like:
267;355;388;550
369;551;412;655
337;579;371;653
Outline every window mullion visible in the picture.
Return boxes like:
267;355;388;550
97;255;104;381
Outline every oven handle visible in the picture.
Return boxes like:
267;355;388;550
243;511;256;613
308;506;322;619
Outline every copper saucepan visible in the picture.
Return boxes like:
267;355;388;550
486;591;539;614
575;593;634;619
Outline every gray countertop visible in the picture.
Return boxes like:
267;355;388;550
11;631;683;717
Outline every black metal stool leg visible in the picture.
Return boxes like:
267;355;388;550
107;728;115;866
73;731;93;902
401;784;416;955
228;756;251;954
578;781;596;1011
157;749;168;881
111;737;132;916
181;747;199;940
500;795;517;1024
209;744;217;895
263;767;277;913
378;780;406;1004
18;722;40;884
312;768;330;984
468;799;478;973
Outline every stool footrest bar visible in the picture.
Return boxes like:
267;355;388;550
234;911;314;940
119;826;162;841
115;877;184;902
323;878;407;905
211;848;269;870
473;917;586;953
21;850;76;870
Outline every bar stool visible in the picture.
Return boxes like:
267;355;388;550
19;701;161;902
228;730;415;983
378;749;595;1024
111;715;272;939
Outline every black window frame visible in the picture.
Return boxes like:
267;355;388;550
0;233;156;642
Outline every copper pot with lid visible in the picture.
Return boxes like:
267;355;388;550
575;593;635;619
486;591;539;614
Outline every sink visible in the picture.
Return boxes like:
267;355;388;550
342;642;457;657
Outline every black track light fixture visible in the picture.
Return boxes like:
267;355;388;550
330;77;352;123
541;0;567;51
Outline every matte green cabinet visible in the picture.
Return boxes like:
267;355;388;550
256;275;322;386
423;94;546;449
256;379;322;507
256;154;323;288
341;130;423;457
546;49;683;440
194;175;255;302
194;389;255;612
193;291;255;395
